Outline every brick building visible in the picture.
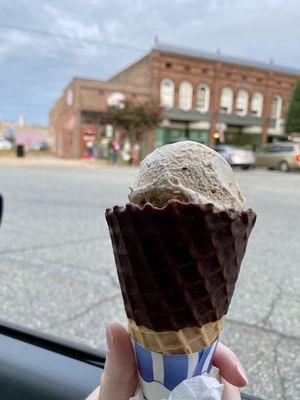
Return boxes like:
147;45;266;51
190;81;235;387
50;42;300;158
0;118;51;149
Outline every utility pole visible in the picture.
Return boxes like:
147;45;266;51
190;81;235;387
209;61;221;147
261;70;273;146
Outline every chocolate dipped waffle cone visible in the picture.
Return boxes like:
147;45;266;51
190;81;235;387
105;201;256;354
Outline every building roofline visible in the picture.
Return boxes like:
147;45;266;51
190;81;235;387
153;41;300;77
106;50;151;81
73;77;107;84
0;120;48;128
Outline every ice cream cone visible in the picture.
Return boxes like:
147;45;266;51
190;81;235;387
105;142;256;399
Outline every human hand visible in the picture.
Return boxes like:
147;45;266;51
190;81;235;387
86;322;248;400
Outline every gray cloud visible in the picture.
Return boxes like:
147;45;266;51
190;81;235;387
0;0;299;125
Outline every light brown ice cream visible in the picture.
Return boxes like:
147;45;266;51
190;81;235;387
129;141;245;211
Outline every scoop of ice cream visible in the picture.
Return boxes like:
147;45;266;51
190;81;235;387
128;141;245;211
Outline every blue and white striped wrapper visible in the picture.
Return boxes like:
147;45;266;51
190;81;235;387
132;339;219;400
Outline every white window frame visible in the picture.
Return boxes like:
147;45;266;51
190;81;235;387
178;81;193;111
196;84;210;112
270;95;282;119
251;92;264;117
220;87;233;114
235;90;249;116
160;78;175;108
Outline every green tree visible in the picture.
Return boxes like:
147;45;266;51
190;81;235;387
285;80;300;133
105;101;162;142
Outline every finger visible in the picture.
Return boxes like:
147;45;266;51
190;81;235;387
221;378;241;400
99;322;137;400
213;343;248;387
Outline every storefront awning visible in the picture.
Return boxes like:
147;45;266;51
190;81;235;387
217;113;263;127
163;108;211;122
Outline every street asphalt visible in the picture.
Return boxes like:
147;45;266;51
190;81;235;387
0;160;299;399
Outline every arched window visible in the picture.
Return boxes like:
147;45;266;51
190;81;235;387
270;95;282;119
160;78;175;108
196;84;210;112
251;92;264;117
178;81;193;110
220;87;233;113
235;90;249;116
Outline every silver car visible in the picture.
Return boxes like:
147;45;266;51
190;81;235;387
214;145;255;169
0;138;12;150
255;142;300;172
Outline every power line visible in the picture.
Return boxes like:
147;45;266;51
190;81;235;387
0;22;144;53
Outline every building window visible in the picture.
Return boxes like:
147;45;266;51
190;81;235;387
178;81;193;110
226;72;231;77
160;78;175;108
185;65;191;71
196;84;210;112
220;87;233;113
251;92;264;117
235;90;249;116
202;68;208;74
270;95;282;119
166;63;172;68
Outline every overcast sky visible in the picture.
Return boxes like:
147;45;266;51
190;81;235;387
0;0;300;126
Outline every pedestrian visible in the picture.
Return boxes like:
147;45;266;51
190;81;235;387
121;139;131;164
131;143;140;166
109;139;120;164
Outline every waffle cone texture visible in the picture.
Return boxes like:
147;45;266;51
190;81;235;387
128;317;225;354
106;201;256;353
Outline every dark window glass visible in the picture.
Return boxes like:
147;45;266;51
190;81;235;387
166;63;172;68
263;146;278;153
264;146;294;153
277;146;294;152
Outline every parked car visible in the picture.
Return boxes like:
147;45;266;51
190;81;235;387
255;142;300;172
0;138;13;150
29;141;49;151
214;145;255;169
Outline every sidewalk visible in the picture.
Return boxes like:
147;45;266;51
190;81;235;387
0;154;111;168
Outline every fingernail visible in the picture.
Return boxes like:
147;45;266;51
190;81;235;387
236;364;248;386
106;322;114;351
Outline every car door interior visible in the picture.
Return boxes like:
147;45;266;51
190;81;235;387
0;195;261;400
0;319;105;400
0;320;261;400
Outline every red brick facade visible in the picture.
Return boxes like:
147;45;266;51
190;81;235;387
50;79;151;158
50;45;299;158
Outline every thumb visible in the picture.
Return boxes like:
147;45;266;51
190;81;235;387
99;322;138;400
221;378;241;400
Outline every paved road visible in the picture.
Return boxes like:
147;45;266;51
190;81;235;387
0;162;299;400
